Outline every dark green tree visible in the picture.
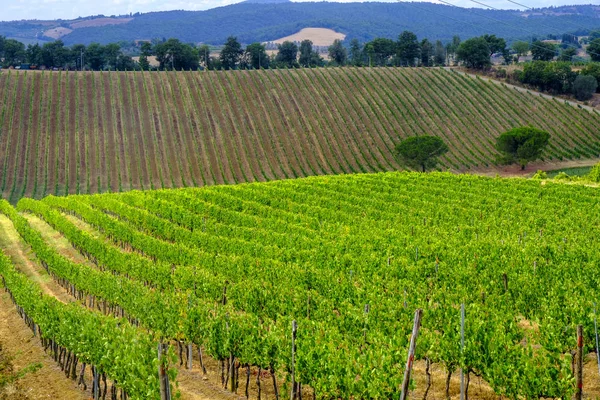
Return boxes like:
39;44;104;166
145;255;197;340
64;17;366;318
220;36;243;70
396;31;420;66
364;38;396;66
349;39;363;66
2;39;25;67
531;41;556;61
116;54;137;71
580;63;600;92
104;43;121;70
482;34;506;56
573;75;597;100
155;39;198;70
26;43;43;65
70;44;86;70
86;43;105;70
139;42;152;70
511;41;529;63
275;41;298;68
588;39;600;62
446;35;461;64
395;136;449;172
246;42;269;69
328;39;347;66
298;40;317;67
41;40;67;68
496;126;550;170
198;44;211;69
557;47;577;61
456;37;490;69
420;39;433;66
434;40;445;66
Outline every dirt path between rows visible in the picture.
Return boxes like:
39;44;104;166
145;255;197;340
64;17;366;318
0;215;72;304
19;212;242;400
475;157;600;177
0;215;89;399
0;293;89;400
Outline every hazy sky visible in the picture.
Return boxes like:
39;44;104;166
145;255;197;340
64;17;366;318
0;0;595;21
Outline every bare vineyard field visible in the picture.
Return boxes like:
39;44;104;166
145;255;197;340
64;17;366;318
1;67;600;203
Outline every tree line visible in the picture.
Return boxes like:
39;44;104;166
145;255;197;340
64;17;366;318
1;30;599;75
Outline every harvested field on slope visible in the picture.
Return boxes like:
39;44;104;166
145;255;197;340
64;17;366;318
271;27;346;46
1;67;600;202
70;18;133;29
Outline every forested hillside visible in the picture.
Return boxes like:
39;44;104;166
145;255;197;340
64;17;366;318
0;67;599;203
1;2;599;46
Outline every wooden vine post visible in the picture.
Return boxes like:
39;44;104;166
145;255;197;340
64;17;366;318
595;304;600;380
400;308;423;400
290;320;297;400
158;342;171;400
460;303;465;400
576;324;583;400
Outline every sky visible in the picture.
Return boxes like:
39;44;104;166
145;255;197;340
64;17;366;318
0;0;596;21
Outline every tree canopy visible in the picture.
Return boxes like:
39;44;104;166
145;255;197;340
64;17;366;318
495;126;550;170
456;37;491;69
511;41;529;62
274;41;298;68
573;75;598;101
328;39;347;66
220;36;243;70
588;39;600;62
395;136;449;172
396;31;420;67
531;41;556;61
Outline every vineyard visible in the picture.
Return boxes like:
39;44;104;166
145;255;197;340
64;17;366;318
1;67;600;203
1;172;600;398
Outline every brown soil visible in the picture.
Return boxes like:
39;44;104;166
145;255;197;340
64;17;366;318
102;73;120;193
0;215;72;304
134;72;164;189
67;73;78;195
45;73;58;198
0;293;89;400
125;72;150;189
149;71;185;187
85;72;97;194
1;73;25;200
57;72;68;196
475;157;600;177
23;73;42;199
117;72;140;190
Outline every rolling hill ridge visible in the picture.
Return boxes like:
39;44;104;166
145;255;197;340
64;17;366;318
1;3;599;46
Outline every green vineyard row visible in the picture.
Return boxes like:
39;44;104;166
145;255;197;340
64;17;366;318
1;68;599;203
2;172;600;397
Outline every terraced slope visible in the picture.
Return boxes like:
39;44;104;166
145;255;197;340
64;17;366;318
1;67;599;203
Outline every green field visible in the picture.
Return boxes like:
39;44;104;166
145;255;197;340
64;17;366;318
1;172;600;398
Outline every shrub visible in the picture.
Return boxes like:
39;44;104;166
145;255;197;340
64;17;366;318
554;172;570;180
587;162;600;182
531;170;547;179
573;75;598;101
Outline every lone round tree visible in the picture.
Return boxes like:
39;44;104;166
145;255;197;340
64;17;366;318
496;126;550;170
395;136;449;172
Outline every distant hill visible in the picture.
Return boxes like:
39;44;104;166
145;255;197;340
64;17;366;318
0;68;599;203
0;2;599;46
